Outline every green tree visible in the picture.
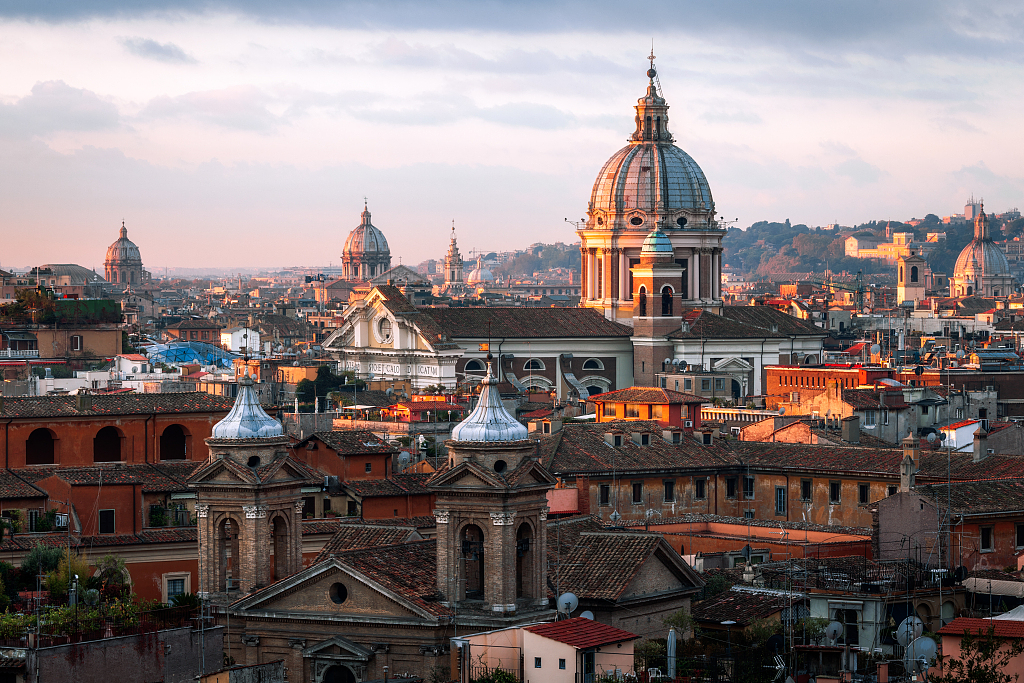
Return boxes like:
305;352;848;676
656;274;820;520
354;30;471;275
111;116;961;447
46;551;92;604
664;607;699;639
21;544;64;578
932;625;1024;683
699;572;733;600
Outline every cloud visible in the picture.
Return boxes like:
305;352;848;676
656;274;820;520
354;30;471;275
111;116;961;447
699;110;763;125
0;81;120;138
137;86;281;131
120;36;196;63
833;157;885;185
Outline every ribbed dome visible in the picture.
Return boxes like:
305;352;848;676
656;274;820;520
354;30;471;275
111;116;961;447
451;360;528;442
955;240;1010;278
105;224;142;265
641;228;673;254
211;374;284;439
466;256;493;285
344;207;390;255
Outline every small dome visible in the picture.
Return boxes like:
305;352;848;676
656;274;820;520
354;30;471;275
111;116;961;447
641;228;673;254
343;207;390;255
105;224;142;265
467;256;494;285
451;360;528;442
211;374;284;439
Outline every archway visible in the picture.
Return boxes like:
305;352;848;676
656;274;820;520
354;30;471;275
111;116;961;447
218;517;241;591
322;665;356;683
516;523;534;599
26;428;55;465
661;286;673;316
94;426;123;463
272;516;288;581
638;287;647;316
731;379;741;400
461;524;485;600
160;424;188;460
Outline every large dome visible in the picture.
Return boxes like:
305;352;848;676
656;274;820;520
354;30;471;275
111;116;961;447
955;239;1010;278
105;224;142;265
586;72;715;232
344;207;390;255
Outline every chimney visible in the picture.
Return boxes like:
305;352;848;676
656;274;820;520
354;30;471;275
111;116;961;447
900;452;916;492
842;416;860;444
902;430;920;469
973;427;990;463
75;393;93;412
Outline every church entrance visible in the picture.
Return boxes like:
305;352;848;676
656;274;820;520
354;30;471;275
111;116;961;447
461;525;484;600
322;665;355;683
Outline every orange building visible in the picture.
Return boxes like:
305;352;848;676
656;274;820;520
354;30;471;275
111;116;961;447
165;319;223;343
588;386;707;432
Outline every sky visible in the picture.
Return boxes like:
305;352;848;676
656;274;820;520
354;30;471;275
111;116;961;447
2;1;1024;271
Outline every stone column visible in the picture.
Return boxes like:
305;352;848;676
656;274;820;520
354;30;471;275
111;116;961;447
609;249;619;304
587;250;597;300
601;249;612;301
580;252;588;300
619;249;630;300
691;249;701;301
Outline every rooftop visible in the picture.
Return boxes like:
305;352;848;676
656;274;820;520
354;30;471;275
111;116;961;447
524;617;638;649
0;392;234;418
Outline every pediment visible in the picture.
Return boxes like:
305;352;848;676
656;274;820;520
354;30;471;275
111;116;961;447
303;635;372;661
429;462;504;489
713;357;754;371
188;459;256;486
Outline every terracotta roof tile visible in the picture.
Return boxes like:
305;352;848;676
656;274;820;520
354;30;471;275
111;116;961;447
939;617;1024;638
691;587;796;627
343;473;433;498
0;392;234;418
555;531;663;601
421;307;633;339
300;431;398;455
315;524;419;562
336;539;445;615
587;387;708;405
525;617;638;648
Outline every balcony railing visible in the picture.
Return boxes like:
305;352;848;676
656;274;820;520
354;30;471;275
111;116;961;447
0;349;39;358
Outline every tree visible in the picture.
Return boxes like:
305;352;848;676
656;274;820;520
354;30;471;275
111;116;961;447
932;626;1024;683
46;551;92;604
95;554;130;598
21;544;63;579
664;607;699;639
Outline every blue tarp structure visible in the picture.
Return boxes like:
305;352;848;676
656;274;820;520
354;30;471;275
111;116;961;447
146;341;238;369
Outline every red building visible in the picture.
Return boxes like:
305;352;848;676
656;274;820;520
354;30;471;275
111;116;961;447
588;386;707;432
164;319;223;343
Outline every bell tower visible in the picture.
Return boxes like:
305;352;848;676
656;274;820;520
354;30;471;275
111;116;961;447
631;228;684;386
190;373;316;601
429;358;556;613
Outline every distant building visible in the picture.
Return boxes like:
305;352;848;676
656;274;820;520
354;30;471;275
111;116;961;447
341;204;391;280
221;326;261;354
951;203;1016;297
104;222;150;287
897;250;929;304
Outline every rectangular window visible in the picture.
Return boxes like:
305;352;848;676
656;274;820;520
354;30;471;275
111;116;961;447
694;479;706;500
167;578;185;600
559;659;566;670
858;483;870;505
744;509;755;519
99;509;115;534
801;479;812;501
981;526;994;551
652;404;664;419
613;434;622;447
365;462;373;473
535;657;542;669
863;410;876;427
632;482;643;504
743;476;755;499
715;378;725;391
1017;524;1024;548
829;481;841;504
27;510;40;532
71;335;83;351
664;480;675;502
625;405;640;418
701;379;711;391
882;410;889;426
684;378;692;391
302;496;315;519
600;484;610;506
726;477;737;499
888;485;897;496
640;433;650;446
775;486;787;515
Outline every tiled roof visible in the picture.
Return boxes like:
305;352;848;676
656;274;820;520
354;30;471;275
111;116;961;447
166;319;223;329
315;524;419;562
337;515;438;529
343;473;434;498
720;306;826;336
336;539;444;615
16;462;200;493
841;389;910;410
0;471;47;499
525;617;638;648
669;309;787;340
634;513;871;537
556;531;665;601
302;431;398;454
915;479;1024;515
0;392;235;418
421;307;633;339
587;387;707;405
691;587;794;627
944;419;980;430
939;617;1024;638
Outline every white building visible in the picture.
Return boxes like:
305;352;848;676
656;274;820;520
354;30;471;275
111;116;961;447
221;326;261;354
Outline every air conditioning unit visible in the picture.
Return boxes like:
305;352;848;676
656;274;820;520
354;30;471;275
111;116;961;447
790;392;800;403
684;420;694;428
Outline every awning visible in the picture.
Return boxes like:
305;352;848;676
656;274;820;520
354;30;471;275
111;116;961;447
964;578;1024;598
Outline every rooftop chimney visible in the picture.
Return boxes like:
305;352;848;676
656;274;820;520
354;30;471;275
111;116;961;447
842;415;860;444
75;393;93;412
900;452;916;492
973;426;990;463
902;430;920;469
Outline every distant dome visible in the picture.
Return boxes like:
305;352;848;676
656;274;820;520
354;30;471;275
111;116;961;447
342;205;392;280
950;204;1016;298
467;256;494;285
105;224;142;265
955;240;1010;278
344;207;390;255
211;374;284;439
641;228;673;254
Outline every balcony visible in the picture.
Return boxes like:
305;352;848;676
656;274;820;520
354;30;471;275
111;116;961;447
0;349;39;358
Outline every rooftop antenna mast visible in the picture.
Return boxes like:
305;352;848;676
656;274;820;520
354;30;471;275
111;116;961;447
648;45;664;96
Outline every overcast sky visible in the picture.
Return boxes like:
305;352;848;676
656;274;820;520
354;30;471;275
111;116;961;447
2;1;1023;271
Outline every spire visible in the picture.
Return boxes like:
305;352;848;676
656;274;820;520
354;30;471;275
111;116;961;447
631;54;672;143
120;220;128;239
211;372;284;439
974;200;989;241
361;202;372;226
451;356;528;442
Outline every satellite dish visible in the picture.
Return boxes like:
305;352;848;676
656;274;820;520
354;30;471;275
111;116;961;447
825;621;844;643
386;388;394;396
870;344;881;355
956;349;966;359
609;510;621;523
367;372;376;380
397;451;411;466
779;406;786;415
664;357;673;365
557;592;579;615
906;636;938;672
672;359;680;366
580;611;595;620
896;616;924;647
927;433;937;444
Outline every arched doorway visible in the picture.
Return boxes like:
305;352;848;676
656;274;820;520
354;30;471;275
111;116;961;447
461;524;484;600
731;379;741;400
271;516;288;581
218;518;241;591
322;665;355;683
160;424;188;460
26;428;55;465
516;523;534;599
94;426;123;462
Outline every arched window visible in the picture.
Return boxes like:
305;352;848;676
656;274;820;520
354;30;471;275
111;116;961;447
218;518;240;591
638;287;647;317
994;289;1000;296
323;666;356;683
645;115;652;139
900;266;904;283
160;424;189;460
26;428;55;465
516;522;534;599
910;266;918;283
94;426;123;463
112;271;119;284
654;116;661;140
461;524;485;600
130;271;137;284
524;359;545;371
271;516;288;582
465;359;485;372
582;358;604;371
661;286;673;316
967;286;973;295
586;385;605;397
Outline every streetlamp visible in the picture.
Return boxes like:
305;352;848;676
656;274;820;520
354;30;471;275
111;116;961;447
721;620;736;657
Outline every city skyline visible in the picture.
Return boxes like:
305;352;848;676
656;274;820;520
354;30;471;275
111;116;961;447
2;1;1023;269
